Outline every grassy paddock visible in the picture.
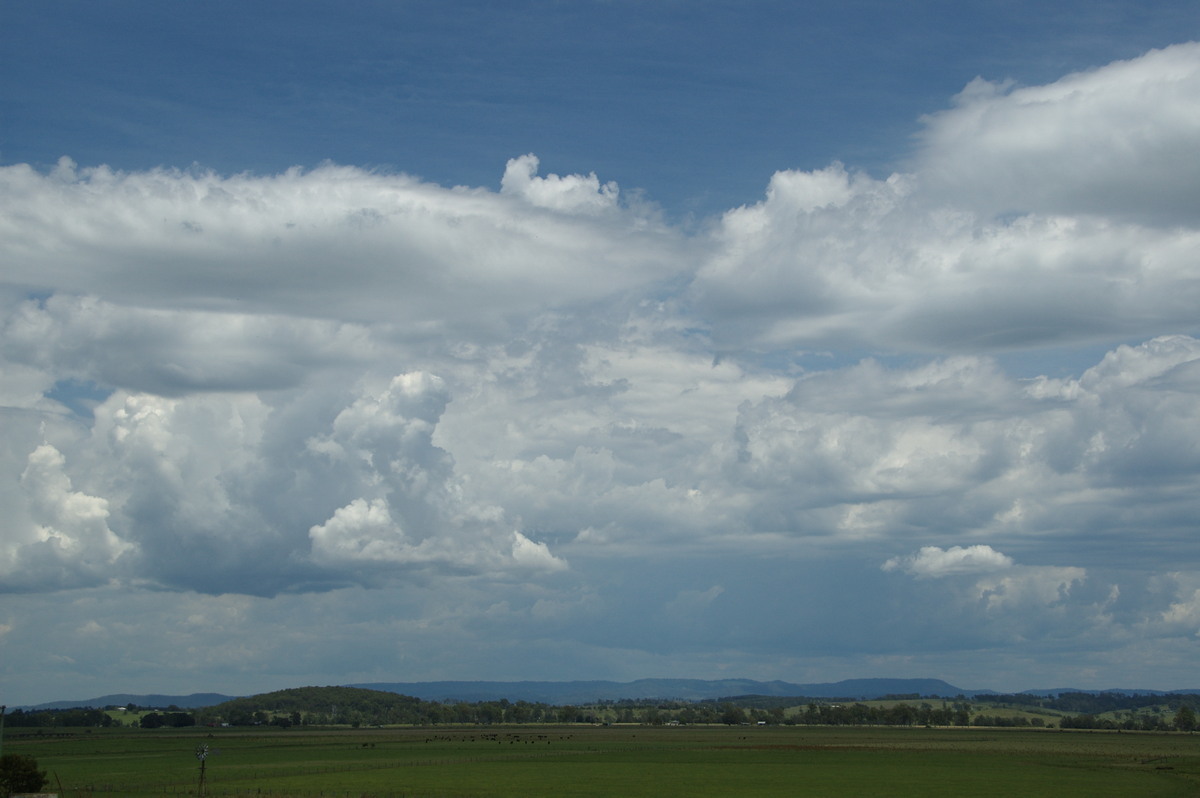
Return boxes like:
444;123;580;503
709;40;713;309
9;724;1200;797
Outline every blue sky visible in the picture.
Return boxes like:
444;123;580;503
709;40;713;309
2;1;1200;705
7;0;1196;217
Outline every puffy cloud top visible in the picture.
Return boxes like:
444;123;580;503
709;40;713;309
883;545;1015;578
500;154;620;214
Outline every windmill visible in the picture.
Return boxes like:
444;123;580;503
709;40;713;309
195;743;218;796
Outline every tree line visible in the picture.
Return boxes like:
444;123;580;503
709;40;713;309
3;707;117;728
8;687;1198;731
980;692;1200;716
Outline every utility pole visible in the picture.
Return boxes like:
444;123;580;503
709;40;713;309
1;704;7;760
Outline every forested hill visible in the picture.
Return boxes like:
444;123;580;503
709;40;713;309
210;687;425;723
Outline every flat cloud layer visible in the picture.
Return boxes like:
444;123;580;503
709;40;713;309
3;43;1200;699
0;155;683;329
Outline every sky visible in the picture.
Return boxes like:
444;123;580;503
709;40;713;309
2;1;1199;706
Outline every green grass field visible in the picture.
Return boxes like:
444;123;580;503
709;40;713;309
9;724;1200;797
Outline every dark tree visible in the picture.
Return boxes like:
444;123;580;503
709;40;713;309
720;704;746;725
0;753;49;795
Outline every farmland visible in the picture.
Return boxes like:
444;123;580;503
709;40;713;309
8;723;1200;797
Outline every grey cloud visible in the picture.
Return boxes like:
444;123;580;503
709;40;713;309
723;337;1200;556
2;294;378;396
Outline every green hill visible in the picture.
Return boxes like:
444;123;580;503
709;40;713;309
207;686;427;726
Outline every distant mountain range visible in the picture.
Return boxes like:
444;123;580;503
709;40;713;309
348;678;981;704
18;678;1200;711
24;692;236;711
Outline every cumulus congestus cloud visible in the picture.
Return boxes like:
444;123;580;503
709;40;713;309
0;42;1199;694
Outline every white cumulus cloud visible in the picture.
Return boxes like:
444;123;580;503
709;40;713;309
690;43;1200;353
916;42;1200;224
883;545;1014;578
0;442;130;591
500;154;620;214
